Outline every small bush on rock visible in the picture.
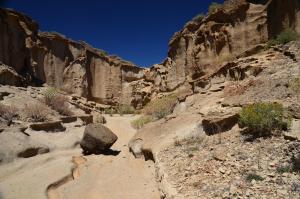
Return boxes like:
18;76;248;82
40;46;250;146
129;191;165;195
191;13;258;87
192;13;205;22
117;104;135;115
131;116;152;129
143;94;178;120
208;2;223;14
267;29;299;48
239;102;290;137
246;173;264;182
23;103;50;122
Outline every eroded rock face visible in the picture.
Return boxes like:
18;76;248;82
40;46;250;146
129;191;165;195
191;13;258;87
149;0;300;94
0;8;145;106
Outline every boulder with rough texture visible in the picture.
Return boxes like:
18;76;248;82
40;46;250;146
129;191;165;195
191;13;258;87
80;123;118;153
0;62;24;86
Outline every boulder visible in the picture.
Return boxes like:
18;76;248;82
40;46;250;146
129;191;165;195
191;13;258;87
80;124;118;154
202;108;240;135
0;62;24;86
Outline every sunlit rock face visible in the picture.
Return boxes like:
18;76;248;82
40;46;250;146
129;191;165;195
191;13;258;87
150;0;300;93
0;8;145;106
0;0;300;106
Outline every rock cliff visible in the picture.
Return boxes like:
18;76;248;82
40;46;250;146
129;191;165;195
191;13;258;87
1;0;300;107
0;8;145;106
147;0;300;94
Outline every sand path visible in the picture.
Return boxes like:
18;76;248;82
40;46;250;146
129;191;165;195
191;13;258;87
53;115;160;199
0;115;160;199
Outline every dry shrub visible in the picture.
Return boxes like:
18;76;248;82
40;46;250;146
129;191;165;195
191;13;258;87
0;103;18;122
208;2;223;14
131;116;152;129
143;94;178;119
23;103;50;122
117;104;135;115
289;77;300;95
45;94;73;116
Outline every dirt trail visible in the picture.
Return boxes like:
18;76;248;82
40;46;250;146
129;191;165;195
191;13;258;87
56;115;160;199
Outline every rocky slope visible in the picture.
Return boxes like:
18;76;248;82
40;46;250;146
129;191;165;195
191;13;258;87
0;8;145;106
129;41;300;199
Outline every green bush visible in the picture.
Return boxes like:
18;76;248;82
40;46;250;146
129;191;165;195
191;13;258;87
267;29;299;48
246;173;264;182
276;166;292;174
117;104;135;115
239;102;290;137
192;13;205;22
131;116;153;129
208;2;223;14
143;94;178;119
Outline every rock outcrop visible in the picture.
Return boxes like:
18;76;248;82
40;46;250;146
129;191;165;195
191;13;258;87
0;8;145;106
146;0;300;95
1;0;300;108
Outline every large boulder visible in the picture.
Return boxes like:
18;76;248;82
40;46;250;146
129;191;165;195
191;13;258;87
80;123;118;154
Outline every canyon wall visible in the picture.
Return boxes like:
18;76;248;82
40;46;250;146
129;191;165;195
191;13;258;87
1;0;300;107
0;8;145;106
146;0;300;94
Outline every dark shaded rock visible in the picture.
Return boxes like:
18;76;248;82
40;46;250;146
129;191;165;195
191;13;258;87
60;116;77;123
78;115;93;125
202;109;240;135
17;147;49;158
80;123;118;154
29;121;66;132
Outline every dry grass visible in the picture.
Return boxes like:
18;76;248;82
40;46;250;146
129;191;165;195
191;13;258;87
143;94;178;119
0;103;18;122
131;116;153;129
23;103;50;122
45;93;73;116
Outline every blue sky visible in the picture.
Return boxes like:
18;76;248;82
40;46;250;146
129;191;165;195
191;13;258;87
3;0;223;67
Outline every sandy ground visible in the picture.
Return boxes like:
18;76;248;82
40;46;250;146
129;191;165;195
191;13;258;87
0;115;160;199
56;115;160;199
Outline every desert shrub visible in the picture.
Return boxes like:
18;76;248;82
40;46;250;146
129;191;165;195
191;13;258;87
192;13;205;22
104;108;116;116
117;104;135;115
143;94;178;119
239;102;290;137
43;87;58;101
0;103;18;122
43;88;73;116
131;116;153;129
277;29;299;44
208;2;223;14
46;94;73;116
289;77;300;94
276;166;292;174
23;103;50;122
246;173;264;182
267;29;299;48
